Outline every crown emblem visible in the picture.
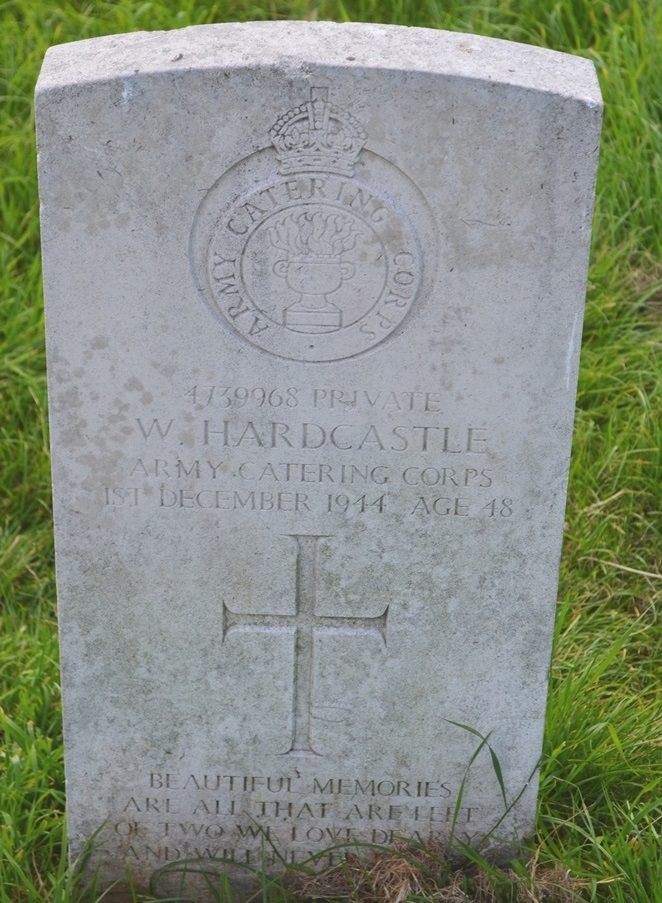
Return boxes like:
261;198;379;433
269;87;367;177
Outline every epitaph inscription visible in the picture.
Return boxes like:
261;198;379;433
191;87;435;362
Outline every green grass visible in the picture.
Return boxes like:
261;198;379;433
1;0;661;900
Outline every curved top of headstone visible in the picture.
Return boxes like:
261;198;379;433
36;21;601;106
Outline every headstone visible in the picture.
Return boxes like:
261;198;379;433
36;21;601;899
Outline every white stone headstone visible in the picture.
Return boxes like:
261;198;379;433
37;21;601;899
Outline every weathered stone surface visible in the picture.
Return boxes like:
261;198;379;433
36;21;601;898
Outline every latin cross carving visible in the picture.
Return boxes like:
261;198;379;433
222;534;388;756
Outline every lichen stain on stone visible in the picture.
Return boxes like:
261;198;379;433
151;360;177;379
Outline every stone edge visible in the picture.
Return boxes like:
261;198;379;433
35;21;602;107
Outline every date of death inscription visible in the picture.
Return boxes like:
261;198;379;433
104;485;513;518
112;773;485;865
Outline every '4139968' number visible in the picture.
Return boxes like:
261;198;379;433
184;385;299;408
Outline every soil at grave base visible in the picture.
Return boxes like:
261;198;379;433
285;843;583;903
78;845;582;902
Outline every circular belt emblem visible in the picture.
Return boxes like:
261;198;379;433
191;88;436;363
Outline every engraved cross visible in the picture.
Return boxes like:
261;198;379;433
222;534;388;757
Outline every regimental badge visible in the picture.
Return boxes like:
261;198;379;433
191;87;436;362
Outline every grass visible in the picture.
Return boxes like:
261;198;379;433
1;0;661;900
